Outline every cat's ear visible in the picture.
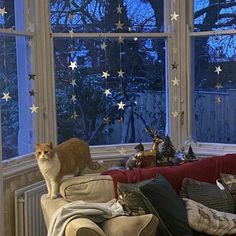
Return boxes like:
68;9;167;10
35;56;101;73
47;142;53;149
35;144;40;150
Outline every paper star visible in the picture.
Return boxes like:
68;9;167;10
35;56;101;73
171;11;179;21
216;96;221;103
102;71;110;79
103;116;110;124
100;42;107;50
171;62;178;70
30;104;39;113
117;101;125;110
104;89;111;97
69;61;77;70
27;22;35;32
215;83;223;89
69;29;74;37
0;7;7;17
172;111;179;118
118;69;125;77
70;79;77;87
118;36;124;44
215;65;222;75
2;92;11;101
116;4;122;14
133;37;138;41
28;74;36;80
171;77;179;86
117;117;124;123
28;38;33;47
118;147;127;156
115;20;124;30
71;111;79;120
29;89;35;96
71;94;77;103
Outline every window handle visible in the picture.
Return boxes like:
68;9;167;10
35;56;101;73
180;111;184;125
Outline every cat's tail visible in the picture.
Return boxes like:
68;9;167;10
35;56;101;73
87;160;103;170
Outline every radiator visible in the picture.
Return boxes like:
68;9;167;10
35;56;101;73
15;181;47;236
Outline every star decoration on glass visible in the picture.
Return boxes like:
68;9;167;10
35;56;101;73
115;20;124;30
117;101;125;110
118;69;125;77
171;62;178;70
0;7;7;17
215;65;222;75
118;36;124;44
172;111;179;118
116;4;122;14
118;147;127;156
100;42;107;50
71;111;79;120
29;89;35;96
30;104;39;113
71;94;77;103
69;61;77;70
2;92;11;101
28;74;36;80
27;22;35;32
102;71;110;79
28;38;33;47
173;47;178;54
117;117;124;123
69;29;74;38
171;11;179;21
215;83;223;90
70;79;77;87
133;37;138;41
69;13;74;20
103;116;110;124
171;77;179;86
216;95;221;103
104;89;111;97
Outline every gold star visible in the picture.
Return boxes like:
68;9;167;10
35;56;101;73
215;83;223;90
104;89;111;97
69;61;77;70
30;104;39;113
215;65;222;75
118;147;127;156
71;111;79;120
216;96;221;103
118;69;125;77
171;62;178;70
100;42;107;50
70;79;77;87
102;71;110;79
116;4;122;14
103;116;110;124
171;11;179;21
172;111;179;118
115;20;124;30
118;36;124;44
2;92;11;101
171;77;179;86
71;94;77;103
117;101;125;110
0;7;7;17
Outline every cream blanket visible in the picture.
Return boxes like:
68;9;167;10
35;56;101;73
47;198;124;236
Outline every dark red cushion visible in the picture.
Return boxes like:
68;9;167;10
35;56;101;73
102;154;236;197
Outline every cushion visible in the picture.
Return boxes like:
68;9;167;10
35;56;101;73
59;175;114;202
139;175;193;236
180;177;234;213
221;173;236;207
101;214;159;236
183;198;236;236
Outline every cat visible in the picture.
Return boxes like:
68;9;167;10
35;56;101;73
35;137;101;199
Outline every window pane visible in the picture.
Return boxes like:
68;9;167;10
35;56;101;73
0;36;34;160
54;38;166;145
194;0;236;32
50;0;164;33
192;35;236;143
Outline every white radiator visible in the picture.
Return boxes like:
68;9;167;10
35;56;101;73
15;181;47;236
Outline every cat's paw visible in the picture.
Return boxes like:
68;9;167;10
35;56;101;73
50;193;58;199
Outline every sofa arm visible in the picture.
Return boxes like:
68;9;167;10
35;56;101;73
65;218;106;236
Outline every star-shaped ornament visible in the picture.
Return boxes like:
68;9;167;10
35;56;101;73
115;20;124;30
100;42;107;50
28;38;33;47
171;77;179;86
215;65;222;75
117;117;124;123
118;36;124;44
171;62;178;70
103;116;110;124
215;83;223;90
28;74;36;80
0;7;7;17
116;4;122;14
71;111;79;120
71;94;77;103
27;22;35;32
118;69;125;77
2;92;11;101
30;104;39;113
171;11;179;21
216;96;221;103
69;61;77;70
102;71;110;79
70;79;77;87
29;89;35;96
172;111;179;118
104;89;111;97
118;147;127;156
69;29;74;38
117;101;125;110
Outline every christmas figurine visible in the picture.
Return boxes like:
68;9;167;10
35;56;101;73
161;135;176;162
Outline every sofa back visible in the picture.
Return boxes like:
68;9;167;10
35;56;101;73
102;154;236;196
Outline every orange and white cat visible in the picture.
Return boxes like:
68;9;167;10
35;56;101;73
35;138;101;199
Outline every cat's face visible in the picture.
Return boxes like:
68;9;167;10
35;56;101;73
35;143;53;161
